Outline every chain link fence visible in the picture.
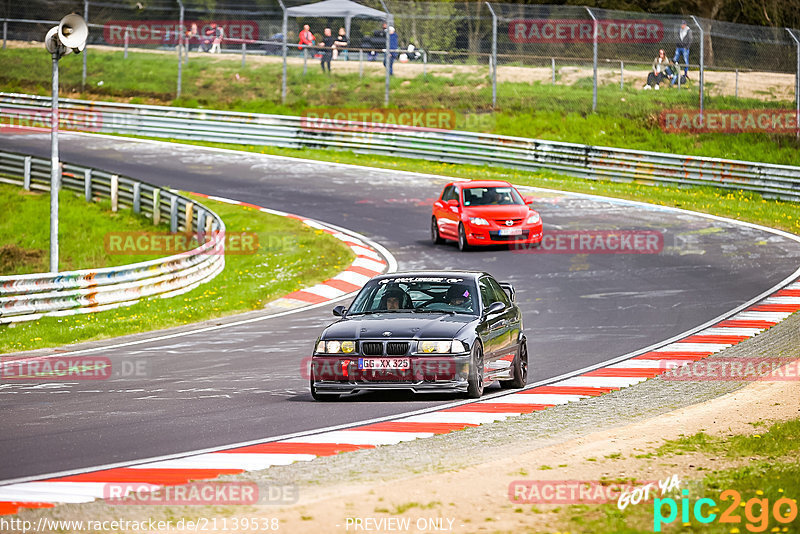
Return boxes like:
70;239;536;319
1;1;799;127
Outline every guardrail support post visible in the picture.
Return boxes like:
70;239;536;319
198;210;206;234
184;202;193;232
241;43;246;67
23;156;31;191
485;2;497;109
110;174;119;212
132;181;141;213
585;7;598;113
169;195;179;233
84;169;92;202
152;189;161;225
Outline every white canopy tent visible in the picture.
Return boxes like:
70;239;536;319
286;0;392;40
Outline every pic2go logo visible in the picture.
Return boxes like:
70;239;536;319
654;489;798;532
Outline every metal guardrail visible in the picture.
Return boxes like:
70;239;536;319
2;92;800;202
0;149;225;324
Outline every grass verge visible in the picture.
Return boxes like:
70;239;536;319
560;418;800;533
0;190;354;354
137;138;800;236
2;46;799;165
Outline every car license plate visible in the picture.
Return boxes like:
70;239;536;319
499;228;522;236
358;358;411;370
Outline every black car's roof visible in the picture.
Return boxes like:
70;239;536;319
370;271;490;281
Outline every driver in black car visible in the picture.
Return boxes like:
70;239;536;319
381;287;410;310
446;284;471;310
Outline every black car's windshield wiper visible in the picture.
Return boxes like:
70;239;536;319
348;309;410;316
412;309;457;315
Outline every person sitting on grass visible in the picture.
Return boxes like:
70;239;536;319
643;49;676;90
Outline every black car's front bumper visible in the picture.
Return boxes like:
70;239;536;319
311;353;472;395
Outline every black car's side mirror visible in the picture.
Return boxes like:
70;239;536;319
483;301;505;316
332;305;347;317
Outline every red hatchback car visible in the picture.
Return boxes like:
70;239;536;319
431;181;543;251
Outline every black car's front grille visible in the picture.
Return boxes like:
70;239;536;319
386;342;410;355
361;342;384;356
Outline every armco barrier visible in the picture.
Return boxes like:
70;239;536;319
0;150;225;324
2;92;800;201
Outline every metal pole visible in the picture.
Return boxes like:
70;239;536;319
422;50;426;77
551;57;555;84
278;0;286;104
787;29;800;139
379;0;391;107
735;69;738;98
50;51;60;273
485;2;497;109
4;20;7;50
241;42;246;67
177;0;184;99
303;47;307;75
585;7;597;112
620;60;624;89
81;0;88;90
359;48;363;79
124;27;129;58
690;16;704;114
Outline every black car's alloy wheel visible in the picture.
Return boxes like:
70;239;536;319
466;342;485;398
431;217;444;245
501;340;528;389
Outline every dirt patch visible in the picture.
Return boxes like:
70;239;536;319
0;243;45;275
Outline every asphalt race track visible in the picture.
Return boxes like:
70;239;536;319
2;133;799;482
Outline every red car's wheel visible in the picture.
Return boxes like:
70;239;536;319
458;223;470;252
431;217;445;245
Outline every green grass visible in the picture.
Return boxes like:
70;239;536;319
2;46;800;166
138;138;800;237
559;418;800;534
0;183;169;274
1;191;354;353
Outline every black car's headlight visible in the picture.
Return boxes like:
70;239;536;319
316;340;356;354
417;340;466;354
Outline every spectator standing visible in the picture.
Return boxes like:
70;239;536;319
332;27;348;60
210;23;224;53
320;27;335;73
673;20;692;82
298;24;315;51
643;49;676;90
185;22;198;52
384;26;398;75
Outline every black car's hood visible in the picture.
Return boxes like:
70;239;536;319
322;313;474;340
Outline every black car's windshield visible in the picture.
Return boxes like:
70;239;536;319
462;186;524;206
348;276;478;315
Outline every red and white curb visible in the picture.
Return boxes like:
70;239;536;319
191;193;389;309
1;279;798;516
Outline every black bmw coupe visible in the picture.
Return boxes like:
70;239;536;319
310;271;528;400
